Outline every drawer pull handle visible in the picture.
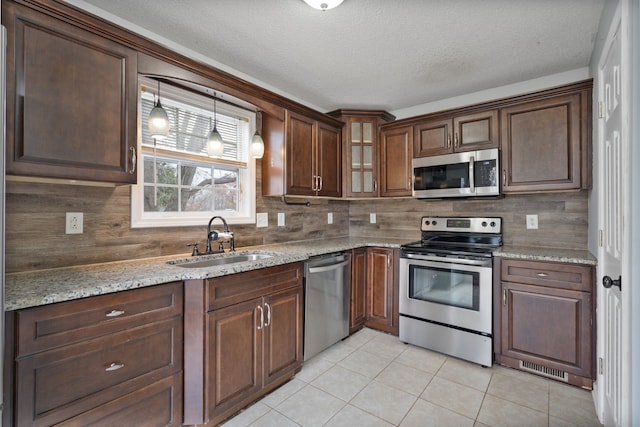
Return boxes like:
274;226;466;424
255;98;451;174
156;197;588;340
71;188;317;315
105;362;125;372
537;272;549;277
106;309;125;318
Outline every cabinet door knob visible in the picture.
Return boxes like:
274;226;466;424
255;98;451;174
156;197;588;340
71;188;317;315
105;362;125;372
602;275;622;290
105;309;125;318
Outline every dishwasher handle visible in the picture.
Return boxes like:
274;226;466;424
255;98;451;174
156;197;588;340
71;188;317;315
307;258;351;274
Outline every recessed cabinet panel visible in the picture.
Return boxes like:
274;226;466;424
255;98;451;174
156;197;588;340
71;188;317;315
208;299;262;416
379;126;412;197
501;92;585;192
4;2;137;183
286;113;316;196
414;118;451;157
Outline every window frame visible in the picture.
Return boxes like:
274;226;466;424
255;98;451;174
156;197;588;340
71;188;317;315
131;77;257;229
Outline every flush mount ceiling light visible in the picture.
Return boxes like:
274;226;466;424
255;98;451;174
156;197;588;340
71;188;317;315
303;0;344;11
207;93;225;157
148;80;170;140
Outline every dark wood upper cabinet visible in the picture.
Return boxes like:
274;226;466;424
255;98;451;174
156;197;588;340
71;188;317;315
413;110;499;157
263;109;342;197
326;110;395;198
3;1;138;183
379;125;413;197
501;89;590;192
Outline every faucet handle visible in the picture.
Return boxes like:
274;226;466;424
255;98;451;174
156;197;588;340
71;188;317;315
187;242;201;256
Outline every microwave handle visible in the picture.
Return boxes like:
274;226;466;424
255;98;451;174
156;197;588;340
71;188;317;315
469;155;475;192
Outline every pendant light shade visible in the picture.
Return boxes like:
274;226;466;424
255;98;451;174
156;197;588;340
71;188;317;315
148;81;170;140
250;133;265;158
303;0;344;11
207;94;225;157
207;128;224;157
250;111;265;159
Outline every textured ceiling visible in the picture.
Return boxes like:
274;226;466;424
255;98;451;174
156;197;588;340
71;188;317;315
67;0;606;114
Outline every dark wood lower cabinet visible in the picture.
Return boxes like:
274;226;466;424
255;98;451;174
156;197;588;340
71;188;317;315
350;248;367;333
364;247;399;335
184;263;304;426
495;258;594;389
5;282;184;427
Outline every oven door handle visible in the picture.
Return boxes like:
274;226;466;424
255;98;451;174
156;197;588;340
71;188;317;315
403;253;491;266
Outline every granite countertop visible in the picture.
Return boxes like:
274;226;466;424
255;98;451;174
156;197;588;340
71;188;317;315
493;245;598;266
4;237;409;311
6;238;598;311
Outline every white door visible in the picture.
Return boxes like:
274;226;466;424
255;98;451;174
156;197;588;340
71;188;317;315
598;11;625;427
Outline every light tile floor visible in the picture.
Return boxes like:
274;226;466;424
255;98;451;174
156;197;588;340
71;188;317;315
221;328;602;427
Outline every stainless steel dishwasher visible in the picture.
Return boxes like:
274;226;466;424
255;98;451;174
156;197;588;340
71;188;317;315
304;252;351;361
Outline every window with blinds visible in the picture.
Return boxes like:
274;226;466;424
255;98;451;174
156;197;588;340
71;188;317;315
131;77;257;228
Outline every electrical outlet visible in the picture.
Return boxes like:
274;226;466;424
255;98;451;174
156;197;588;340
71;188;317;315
277;212;285;227
526;214;538;230
256;212;268;228
327;212;333;224
370;213;377;224
65;212;83;234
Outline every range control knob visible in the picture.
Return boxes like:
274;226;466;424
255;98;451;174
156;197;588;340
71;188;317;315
482;221;488;227
432;220;437;226
424;220;430;226
490;221;496;227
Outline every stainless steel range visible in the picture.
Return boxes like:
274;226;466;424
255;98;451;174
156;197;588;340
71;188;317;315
399;216;502;367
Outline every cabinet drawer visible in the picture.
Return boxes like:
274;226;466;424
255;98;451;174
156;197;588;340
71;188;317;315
17;282;183;356
16;317;182;427
501;259;593;292
207;263;302;311
56;373;183;427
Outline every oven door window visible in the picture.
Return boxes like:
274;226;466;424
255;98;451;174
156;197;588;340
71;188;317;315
413;162;470;191
408;264;480;310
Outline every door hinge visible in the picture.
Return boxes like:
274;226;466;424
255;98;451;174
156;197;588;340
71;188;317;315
598;101;605;118
598;357;604;375
599;229;604;247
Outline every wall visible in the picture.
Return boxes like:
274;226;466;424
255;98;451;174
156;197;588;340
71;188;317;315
4;164;350;272
5;157;589;273
349;192;589;249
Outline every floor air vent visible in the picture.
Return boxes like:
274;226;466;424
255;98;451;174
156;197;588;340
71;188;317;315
519;360;569;382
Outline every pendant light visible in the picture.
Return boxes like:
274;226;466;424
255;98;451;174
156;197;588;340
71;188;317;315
207;93;225;157
148;80;170;140
249;112;265;159
303;0;344;11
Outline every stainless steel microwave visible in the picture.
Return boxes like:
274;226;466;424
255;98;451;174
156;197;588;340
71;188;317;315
412;148;499;199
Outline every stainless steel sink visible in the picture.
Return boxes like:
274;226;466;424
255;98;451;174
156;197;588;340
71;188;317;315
169;252;275;268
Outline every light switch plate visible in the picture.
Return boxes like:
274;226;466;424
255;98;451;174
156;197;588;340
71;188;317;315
277;212;285;227
370;213;376;224
65;212;83;234
327;212;333;224
526;214;539;230
256;212;268;228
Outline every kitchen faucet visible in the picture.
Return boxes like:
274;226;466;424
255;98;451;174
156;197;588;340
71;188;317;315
205;216;235;254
